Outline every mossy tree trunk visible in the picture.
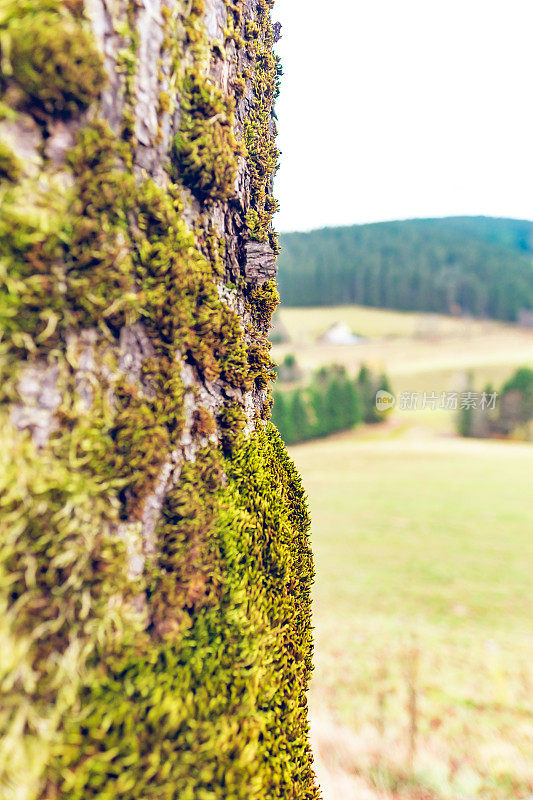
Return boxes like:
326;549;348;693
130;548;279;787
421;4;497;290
0;1;318;798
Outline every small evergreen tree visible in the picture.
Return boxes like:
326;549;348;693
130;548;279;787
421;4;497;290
274;364;389;444
356;364;379;423
324;377;342;433
346;379;362;427
457;373;475;437
291;390;312;443
498;367;533;437
309;386;326;439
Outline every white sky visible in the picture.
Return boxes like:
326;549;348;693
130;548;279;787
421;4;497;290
273;0;533;232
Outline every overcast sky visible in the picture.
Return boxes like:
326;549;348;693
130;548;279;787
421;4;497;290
273;0;533;232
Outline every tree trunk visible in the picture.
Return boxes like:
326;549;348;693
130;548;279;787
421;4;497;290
0;1;318;798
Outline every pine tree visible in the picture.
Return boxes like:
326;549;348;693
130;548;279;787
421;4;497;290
457;373;476;437
309;385;327;438
291;389;312;443
356;364;377;423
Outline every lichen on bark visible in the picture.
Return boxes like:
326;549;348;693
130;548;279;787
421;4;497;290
0;1;319;798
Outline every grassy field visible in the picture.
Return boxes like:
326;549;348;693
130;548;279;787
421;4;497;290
291;427;533;800
275;306;533;799
273;305;533;434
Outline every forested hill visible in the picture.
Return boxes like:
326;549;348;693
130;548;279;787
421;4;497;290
277;217;533;321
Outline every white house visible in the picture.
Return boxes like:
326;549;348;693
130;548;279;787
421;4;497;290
319;322;363;345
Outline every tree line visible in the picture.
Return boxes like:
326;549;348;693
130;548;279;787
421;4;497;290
272;362;393;445
457;367;533;440
278;217;533;322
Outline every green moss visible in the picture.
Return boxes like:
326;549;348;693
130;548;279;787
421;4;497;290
5;9;105;116
218;400;248;454
243;1;281;244
149;448;224;638
173;68;244;201
247;334;275;391
111;380;172;517
191;405;217;438
143;355;187;444
224;0;244;48
204;225;226;279
248;278;280;329
65;120;139;332
180;0;210;63
46;426;317;800
0;173;68;352
0;138;21;181
0;116;140;354
0;392;142;800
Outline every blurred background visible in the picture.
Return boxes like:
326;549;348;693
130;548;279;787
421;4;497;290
272;2;533;798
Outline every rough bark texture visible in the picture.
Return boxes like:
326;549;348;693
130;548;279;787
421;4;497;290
0;2;318;798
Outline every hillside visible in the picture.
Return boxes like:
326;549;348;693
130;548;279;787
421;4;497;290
277;217;533;321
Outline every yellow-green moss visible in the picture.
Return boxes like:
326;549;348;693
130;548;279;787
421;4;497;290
45;426;316;800
149;448;224;638
218;399;248;453
0;389;142;799
248;278;280;328
0;138;21;181
173;68;244;201
65;120;139;332
0;172;69;352
3;8;105;116
204;224;226;279
243;0;281;245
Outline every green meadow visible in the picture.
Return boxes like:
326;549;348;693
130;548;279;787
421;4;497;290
278;305;533;799
292;430;533;800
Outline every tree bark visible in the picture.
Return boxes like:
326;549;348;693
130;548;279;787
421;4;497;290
0;1;318;798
